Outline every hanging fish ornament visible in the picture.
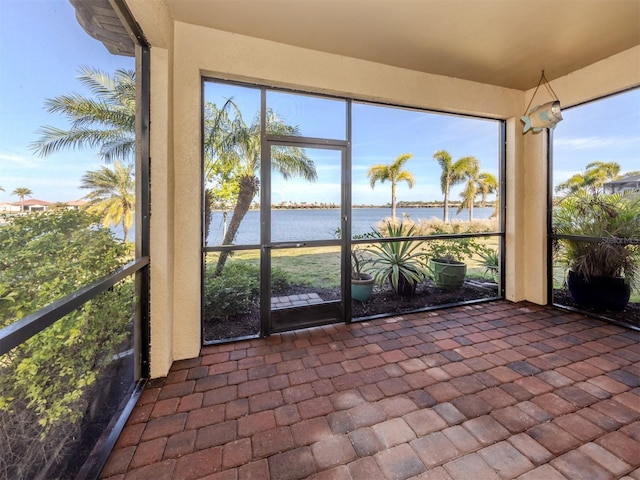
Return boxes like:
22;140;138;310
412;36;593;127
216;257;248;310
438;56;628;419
521;70;563;134
521;100;563;133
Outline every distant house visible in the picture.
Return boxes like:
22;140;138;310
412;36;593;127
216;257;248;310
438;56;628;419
18;199;53;213
0;202;20;213
604;174;640;194
65;199;88;210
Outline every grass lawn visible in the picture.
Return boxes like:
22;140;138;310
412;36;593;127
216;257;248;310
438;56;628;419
205;236;500;290
205;247;342;289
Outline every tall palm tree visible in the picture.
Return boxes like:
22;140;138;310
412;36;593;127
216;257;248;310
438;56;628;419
11;187;32;213
207;106;317;276
433;150;479;222
80;162;134;243
30;67;135;163
456;158;481;221
556;161;620;195
367;153;415;220
203;99;243;242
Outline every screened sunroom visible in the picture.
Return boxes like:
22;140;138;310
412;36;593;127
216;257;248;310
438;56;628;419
0;0;638;478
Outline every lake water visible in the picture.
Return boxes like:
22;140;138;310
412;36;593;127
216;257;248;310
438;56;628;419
206;207;495;245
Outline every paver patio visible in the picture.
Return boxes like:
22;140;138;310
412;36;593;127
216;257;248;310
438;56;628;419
100;300;640;480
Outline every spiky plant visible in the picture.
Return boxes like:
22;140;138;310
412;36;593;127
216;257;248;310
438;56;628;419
365;222;428;294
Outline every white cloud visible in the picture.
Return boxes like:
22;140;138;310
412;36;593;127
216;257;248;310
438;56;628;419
0;151;39;168
554;135;639;150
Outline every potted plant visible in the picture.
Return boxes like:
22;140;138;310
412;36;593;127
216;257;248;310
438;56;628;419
426;235;486;289
365;222;429;296
553;191;640;311
351;244;375;302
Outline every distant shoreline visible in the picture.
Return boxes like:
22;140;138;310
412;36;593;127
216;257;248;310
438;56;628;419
212;202;496;211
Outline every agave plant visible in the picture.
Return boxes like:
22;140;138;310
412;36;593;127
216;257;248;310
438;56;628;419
478;248;500;281
365;222;429;296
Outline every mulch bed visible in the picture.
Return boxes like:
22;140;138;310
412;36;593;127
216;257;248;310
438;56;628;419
351;279;498;318
553;289;640;329
203;279;499;342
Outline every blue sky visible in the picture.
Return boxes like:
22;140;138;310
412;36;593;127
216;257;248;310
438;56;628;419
205;82;502;205
0;0;133;203
2;1;638;206
553;90;640;183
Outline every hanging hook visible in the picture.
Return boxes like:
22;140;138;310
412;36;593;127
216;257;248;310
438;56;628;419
523;70;560;116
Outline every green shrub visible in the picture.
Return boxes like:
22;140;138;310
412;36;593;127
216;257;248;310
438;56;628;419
0;209;132;479
271;267;290;291
204;261;290;320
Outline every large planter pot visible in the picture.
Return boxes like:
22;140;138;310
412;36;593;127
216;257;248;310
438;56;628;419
352;273;374;302
429;258;467;289
567;269;631;311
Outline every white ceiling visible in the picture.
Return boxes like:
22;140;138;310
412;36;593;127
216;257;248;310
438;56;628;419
164;0;640;91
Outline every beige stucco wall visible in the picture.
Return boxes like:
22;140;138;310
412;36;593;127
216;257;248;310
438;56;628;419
126;1;640;377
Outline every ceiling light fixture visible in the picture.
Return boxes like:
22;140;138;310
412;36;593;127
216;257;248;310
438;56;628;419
521;70;563;134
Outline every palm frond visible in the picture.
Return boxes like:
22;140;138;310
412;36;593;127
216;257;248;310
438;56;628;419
396;171;415;188
31;126;133;160
30;68;136;163
272;149;317;182
367;165;390;188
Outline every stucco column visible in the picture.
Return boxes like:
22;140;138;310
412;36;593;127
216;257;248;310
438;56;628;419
504;118;523;302
170;34;202;364
149;47;176;378
522;130;549;304
504;116;548;304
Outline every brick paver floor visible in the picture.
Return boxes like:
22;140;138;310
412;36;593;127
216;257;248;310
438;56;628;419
100;300;640;480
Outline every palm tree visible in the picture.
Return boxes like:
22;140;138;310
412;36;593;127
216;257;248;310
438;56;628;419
203;99;243;242
555;173;588;195
556;161;620;195
30;67;135;163
11;187;32;213
456;158;481;221
207;106;317;276
433;150;479;222
367;153;415;219
476;172;498;207
80;161;134;243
